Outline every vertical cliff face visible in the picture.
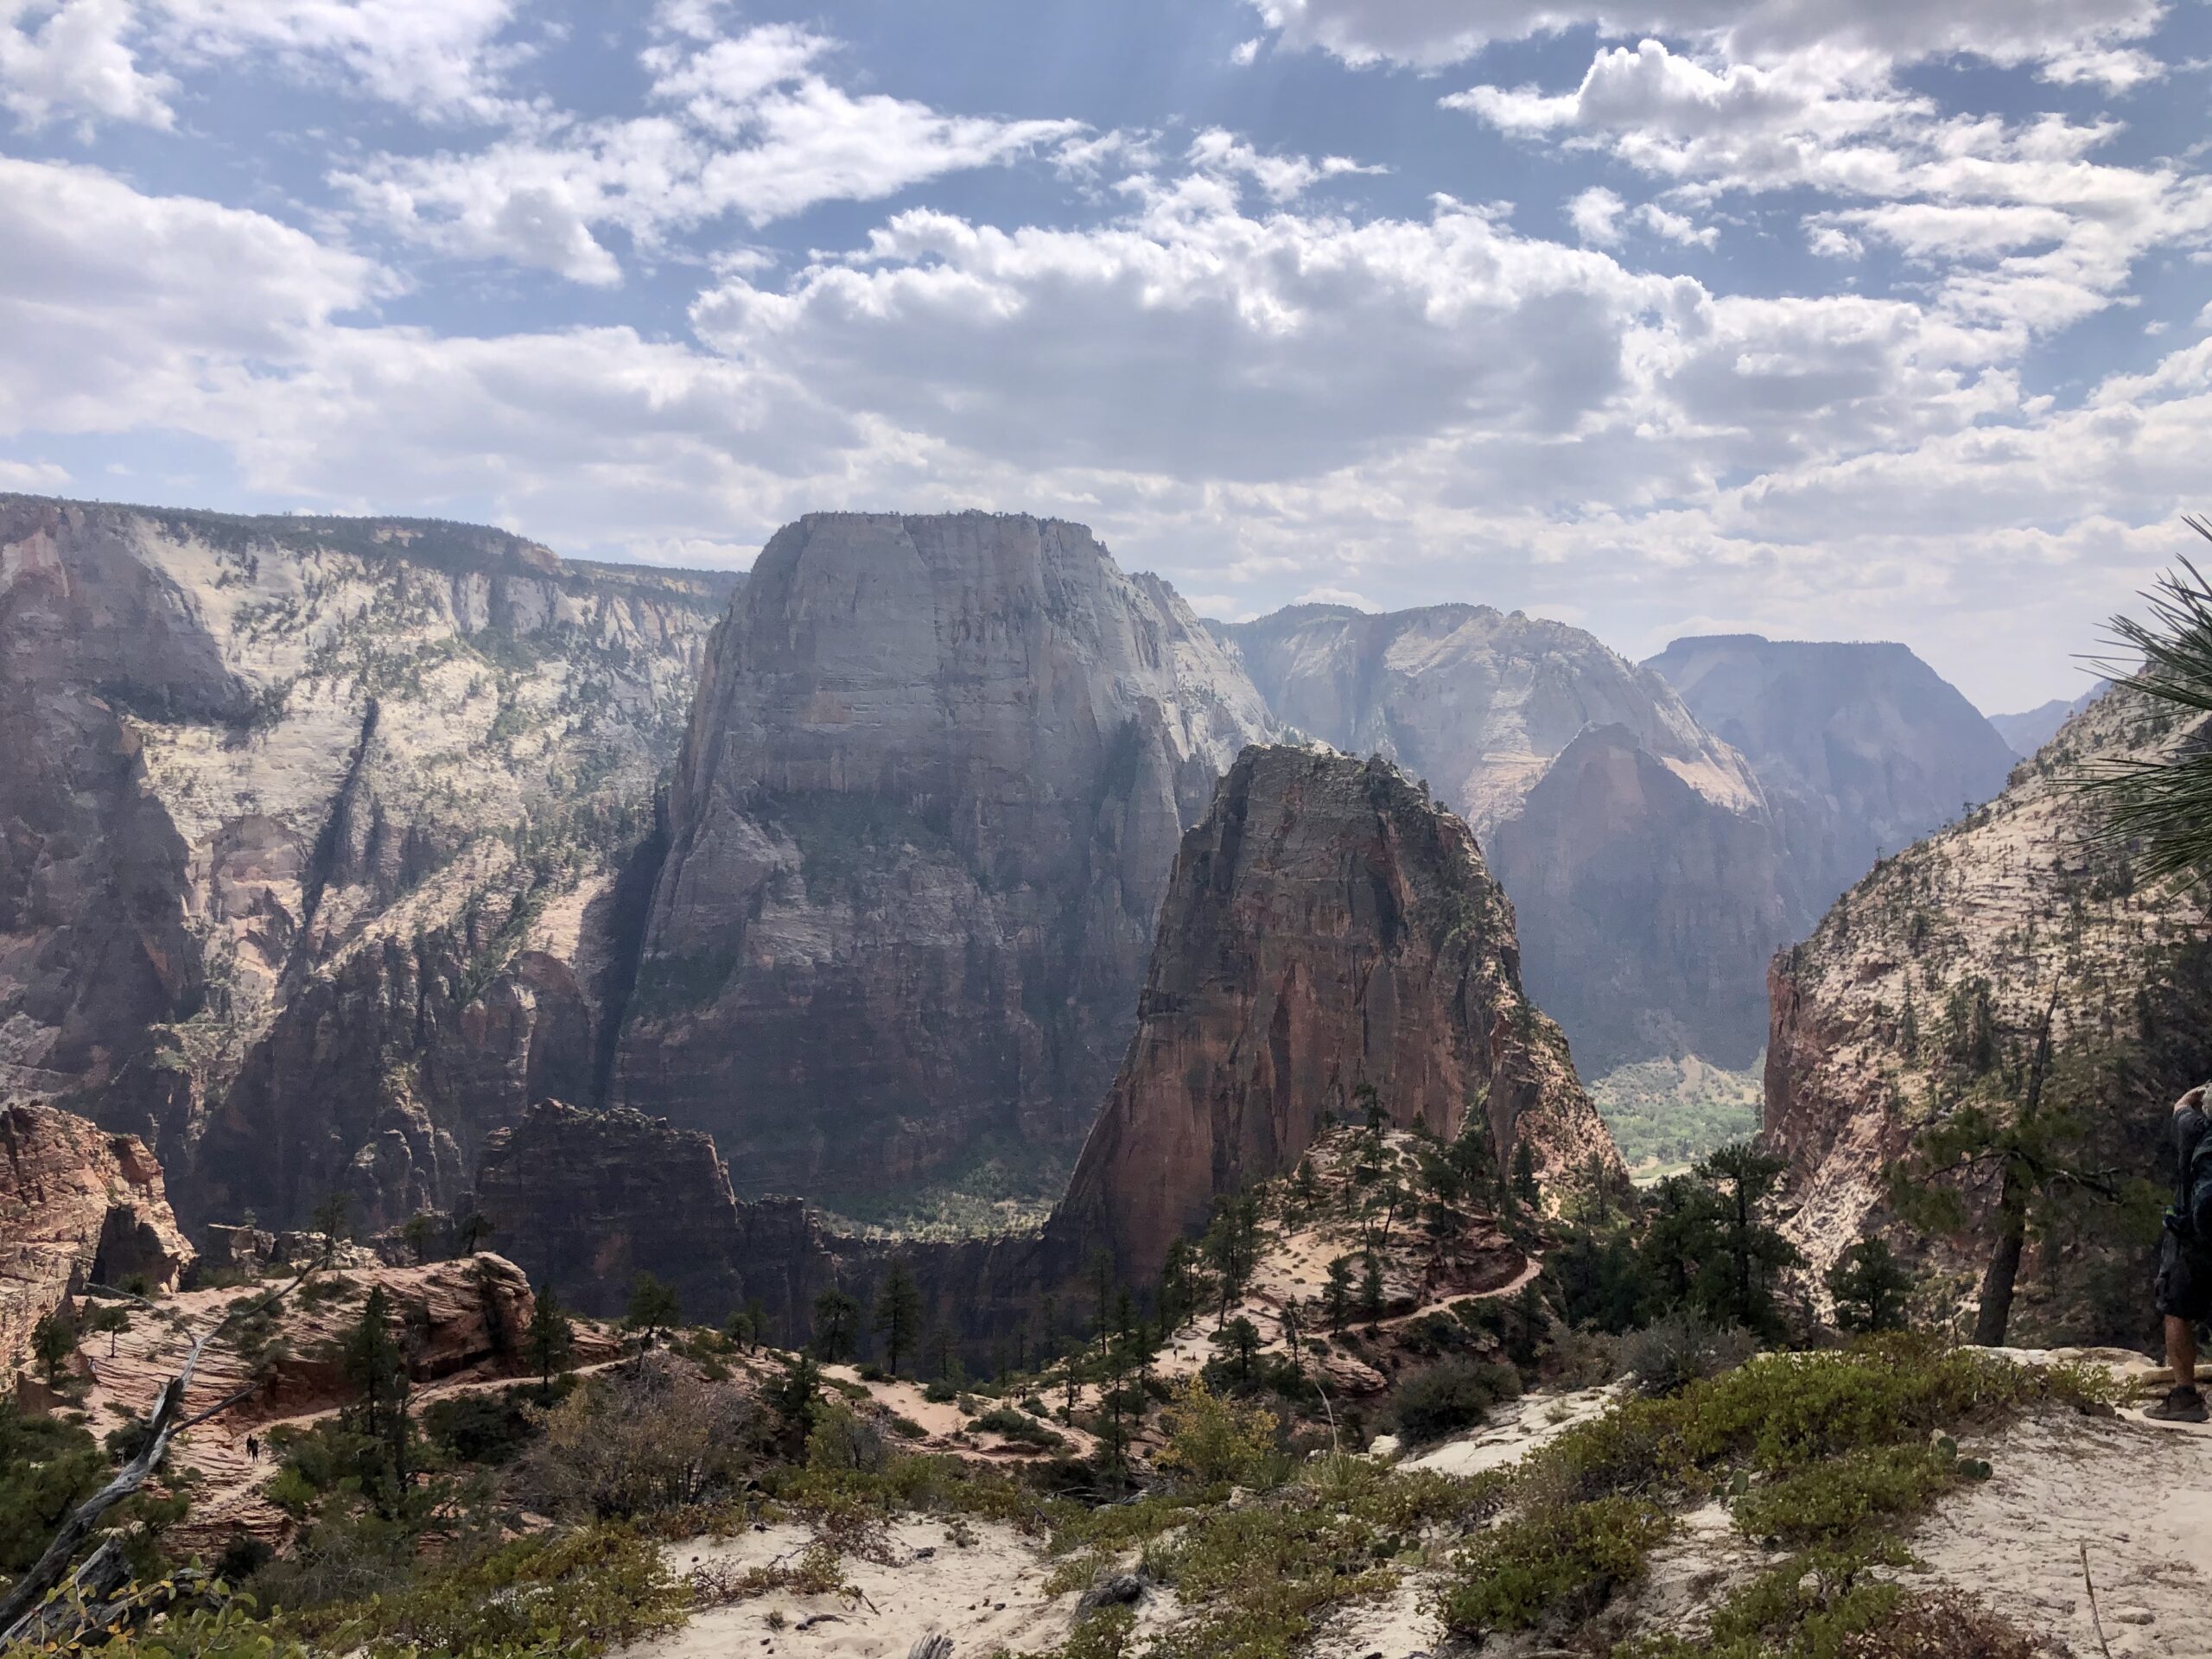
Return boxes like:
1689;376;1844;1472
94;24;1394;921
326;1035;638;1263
471;1098;841;1337
613;512;1276;1217
1216;603;1777;1071
1;1102;194;1375
1646;634;2018;926
1052;744;1620;1282
0;495;731;1230
1488;726;1793;1074
1764;685;2211;1297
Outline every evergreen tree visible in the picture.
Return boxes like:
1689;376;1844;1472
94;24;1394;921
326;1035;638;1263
1158;1238;1198;1334
1357;1253;1385;1324
1510;1140;1541;1207
455;1211;494;1255
31;1311;75;1386
1694;1142;1802;1338
625;1273;681;1348
1356;1082;1389;1141
1891;995;2120;1345
874;1262;925;1375
1826;1236;1914;1334
1640;1173;1724;1313
769;1354;822;1452
812;1288;862;1362
85;1303;130;1360
342;1284;411;1508
1212;1316;1262;1387
400;1211;436;1265
1323;1256;1353;1332
526;1281;575;1396
743;1296;769;1351
1202;1190;1262;1321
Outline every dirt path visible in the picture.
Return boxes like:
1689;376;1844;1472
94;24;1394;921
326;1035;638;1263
1910;1408;2212;1658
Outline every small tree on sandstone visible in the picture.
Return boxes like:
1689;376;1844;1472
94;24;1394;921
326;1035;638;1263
526;1281;575;1397
1827;1236;1914;1334
874;1262;924;1376
811;1289;862;1363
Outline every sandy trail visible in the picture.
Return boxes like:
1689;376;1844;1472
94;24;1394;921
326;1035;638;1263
634;1518;1079;1658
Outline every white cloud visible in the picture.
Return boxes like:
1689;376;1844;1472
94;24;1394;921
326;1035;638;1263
1186;128;1382;200
0;156;387;431
336;21;1084;283
0;455;69;489
1251;0;2166;85
1639;203;1716;246
1567;186;1625;245
1;0;172;128
1230;37;1261;66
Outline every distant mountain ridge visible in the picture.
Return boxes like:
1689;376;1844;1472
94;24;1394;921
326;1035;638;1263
1989;682;2109;756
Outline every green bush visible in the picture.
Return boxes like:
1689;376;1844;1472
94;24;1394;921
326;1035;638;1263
1731;1445;1961;1547
969;1406;1067;1451
1435;1496;1670;1638
1383;1357;1520;1445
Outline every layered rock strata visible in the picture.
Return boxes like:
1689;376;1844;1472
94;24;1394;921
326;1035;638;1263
1;1101;194;1374
1053;744;1621;1281
1765;685;2210;1289
614;512;1274;1216
0;495;730;1230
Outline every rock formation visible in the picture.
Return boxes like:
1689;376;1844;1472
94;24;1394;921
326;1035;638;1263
1;1101;194;1374
614;512;1275;1217
1053;745;1621;1281
0;494;730;1230
1487;726;1793;1074
1647;634;2018;926
1989;682;2109;757
1764;683;2210;1315
1216;602;1779;1072
471;1099;839;1339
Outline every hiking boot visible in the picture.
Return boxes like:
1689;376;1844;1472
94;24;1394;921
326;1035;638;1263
2145;1385;2209;1423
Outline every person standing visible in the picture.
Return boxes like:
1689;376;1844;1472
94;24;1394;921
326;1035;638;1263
2149;1084;2212;1421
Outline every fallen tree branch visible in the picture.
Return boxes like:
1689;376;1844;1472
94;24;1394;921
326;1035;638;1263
0;1255;324;1635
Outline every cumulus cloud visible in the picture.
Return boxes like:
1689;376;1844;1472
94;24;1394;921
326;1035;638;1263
1567;186;1625;244
335;19;1083;283
0;0;526;129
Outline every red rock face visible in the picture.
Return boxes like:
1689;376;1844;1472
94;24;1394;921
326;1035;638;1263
1052;745;1620;1282
0;1101;194;1374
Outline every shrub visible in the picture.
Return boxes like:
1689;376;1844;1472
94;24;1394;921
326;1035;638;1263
1154;1376;1280;1488
1731;1445;1960;1547
1383;1357;1520;1445
1620;1310;1758;1399
969;1406;1067;1451
806;1402;890;1474
516;1356;757;1519
1435;1496;1671;1638
424;1389;539;1466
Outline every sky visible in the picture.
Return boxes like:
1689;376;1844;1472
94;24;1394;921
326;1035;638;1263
3;2;2209;711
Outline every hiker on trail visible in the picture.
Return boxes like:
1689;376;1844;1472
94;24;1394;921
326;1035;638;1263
245;1433;259;1463
2151;1084;2212;1422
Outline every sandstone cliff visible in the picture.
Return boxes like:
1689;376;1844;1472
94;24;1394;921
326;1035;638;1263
614;512;1275;1218
1;1101;194;1374
1218;604;1781;1071
1648;634;2018;928
471;1098;840;1339
1764;684;2210;1320
0;495;730;1230
1488;725;1793;1074
1052;744;1620;1281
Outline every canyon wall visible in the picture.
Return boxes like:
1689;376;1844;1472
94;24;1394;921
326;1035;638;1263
0;494;730;1230
613;512;1275;1219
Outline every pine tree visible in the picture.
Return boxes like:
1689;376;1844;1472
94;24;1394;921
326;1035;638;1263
743;1296;769;1351
1212;1316;1262;1387
1694;1142;1802;1338
526;1281;575;1396
1826;1236;1914;1333
874;1262;924;1375
31;1311;76;1386
1357;1253;1385;1324
1510;1140;1541;1207
812;1288;862;1362
1323;1256;1353;1332
342;1284;411;1508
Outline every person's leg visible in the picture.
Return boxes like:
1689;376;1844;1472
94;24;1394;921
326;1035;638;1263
2170;1315;2199;1392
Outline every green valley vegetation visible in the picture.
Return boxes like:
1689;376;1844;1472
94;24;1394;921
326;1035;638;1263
1589;1055;1764;1180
